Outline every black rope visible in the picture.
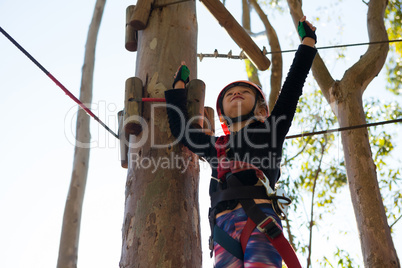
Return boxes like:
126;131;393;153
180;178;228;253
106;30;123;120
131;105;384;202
2;25;401;141
197;39;402;59
0;26;120;139
269;39;402;55
0;26;49;74
286;118;402;140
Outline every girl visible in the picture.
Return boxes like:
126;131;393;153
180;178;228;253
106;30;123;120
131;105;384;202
165;16;317;268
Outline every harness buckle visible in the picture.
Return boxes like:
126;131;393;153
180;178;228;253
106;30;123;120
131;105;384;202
209;236;214;251
273;188;291;220
257;216;282;239
259;174;291;220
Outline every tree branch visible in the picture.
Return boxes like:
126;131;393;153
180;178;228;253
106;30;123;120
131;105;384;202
307;138;327;268
57;1;106;267
286;0;335;103
390;214;402;230
242;0;261;85
344;0;389;95
248;0;282;112
285;217;297;250
283;133;315;166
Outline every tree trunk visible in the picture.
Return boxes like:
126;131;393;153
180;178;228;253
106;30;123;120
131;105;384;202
337;80;399;267
119;1;201;267
57;1;106;267
286;0;400;266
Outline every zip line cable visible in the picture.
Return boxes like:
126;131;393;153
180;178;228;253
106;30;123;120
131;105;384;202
197;39;402;60
268;39;402;55
1;26;401;140
286;118;402;139
0;26;119;139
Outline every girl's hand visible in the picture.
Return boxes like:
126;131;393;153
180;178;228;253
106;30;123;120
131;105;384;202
298;16;316;47
173;61;190;89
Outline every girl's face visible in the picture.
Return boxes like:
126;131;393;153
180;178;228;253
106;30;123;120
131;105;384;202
221;86;256;119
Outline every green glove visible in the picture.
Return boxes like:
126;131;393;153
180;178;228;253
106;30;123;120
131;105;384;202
172;65;190;88
298;21;317;44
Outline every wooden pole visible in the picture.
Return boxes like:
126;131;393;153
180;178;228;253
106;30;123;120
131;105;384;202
124;77;144;136
203;106;215;135
120;0;201;266
187;79;206;129
201;0;271;70
118;110;129;168
129;0;154;30
125;5;138;51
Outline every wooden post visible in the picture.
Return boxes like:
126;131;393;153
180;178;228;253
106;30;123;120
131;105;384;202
201;0;271;70
118;110;129;168
125;5;138;52
203;106;215;135
124;77;143;136
129;0;154;30
187;79;206;129
120;0;201;266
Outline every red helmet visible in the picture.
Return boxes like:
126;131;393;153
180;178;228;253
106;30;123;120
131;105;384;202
216;80;269;135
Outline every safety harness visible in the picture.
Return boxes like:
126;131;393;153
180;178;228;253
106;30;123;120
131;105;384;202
208;135;301;268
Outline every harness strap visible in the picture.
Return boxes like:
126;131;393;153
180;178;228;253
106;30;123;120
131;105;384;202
213;225;244;260
238;197;301;268
240;217;301;268
210;137;299;265
210;186;268;208
228;175;301;268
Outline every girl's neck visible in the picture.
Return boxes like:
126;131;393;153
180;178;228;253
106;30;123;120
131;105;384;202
229;120;253;133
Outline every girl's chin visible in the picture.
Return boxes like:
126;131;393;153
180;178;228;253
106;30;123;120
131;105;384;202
226;109;253;117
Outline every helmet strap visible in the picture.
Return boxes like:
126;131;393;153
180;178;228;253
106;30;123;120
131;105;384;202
223;99;258;125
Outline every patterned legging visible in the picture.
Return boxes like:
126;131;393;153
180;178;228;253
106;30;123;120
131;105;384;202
214;204;283;268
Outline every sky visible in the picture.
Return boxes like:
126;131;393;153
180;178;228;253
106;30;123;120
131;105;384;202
0;0;401;267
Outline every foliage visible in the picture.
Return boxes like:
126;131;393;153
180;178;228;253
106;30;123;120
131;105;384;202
365;98;402;229
240;0;402;265
320;248;361;268
281;86;345;209
280;86;347;266
385;0;402;95
279;86;402;267
254;0;286;11
245;59;260;84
